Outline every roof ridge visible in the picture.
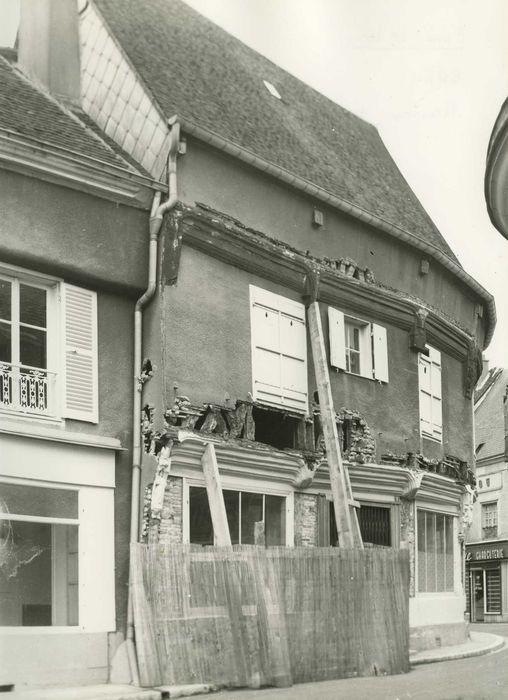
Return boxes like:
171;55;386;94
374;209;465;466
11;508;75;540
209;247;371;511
0;55;136;172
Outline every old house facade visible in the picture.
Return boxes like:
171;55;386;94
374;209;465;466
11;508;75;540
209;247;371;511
73;0;494;655
466;367;508;623
0;4;162;686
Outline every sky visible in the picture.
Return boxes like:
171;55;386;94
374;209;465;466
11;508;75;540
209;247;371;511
1;0;508;365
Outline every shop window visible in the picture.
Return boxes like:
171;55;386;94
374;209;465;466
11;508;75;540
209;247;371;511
250;285;308;413
417;509;454;592
327;501;392;547
485;568;501;613
0;266;98;422
0;482;79;627
189;486;286;545
328;307;389;382
482;502;498;539
418;346;442;442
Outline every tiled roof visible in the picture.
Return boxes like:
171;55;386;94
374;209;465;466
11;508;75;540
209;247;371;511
475;367;508;462
94;0;460;263
0;54;134;170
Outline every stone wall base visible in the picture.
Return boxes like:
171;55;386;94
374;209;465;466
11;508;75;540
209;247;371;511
410;621;469;652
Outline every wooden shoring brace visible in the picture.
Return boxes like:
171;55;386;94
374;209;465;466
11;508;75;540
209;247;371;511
306;288;363;548
200;442;232;546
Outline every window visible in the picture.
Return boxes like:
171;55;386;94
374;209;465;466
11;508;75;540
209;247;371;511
0;482;79;627
189;486;286;545
417;510;454;592
418;346;442;441
485;568;501;613
327;501;392;547
482;502;498;539
0;267;98;422
250;286;308;412
328;307;389;382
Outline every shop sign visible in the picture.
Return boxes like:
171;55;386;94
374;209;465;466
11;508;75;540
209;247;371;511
466;541;508;562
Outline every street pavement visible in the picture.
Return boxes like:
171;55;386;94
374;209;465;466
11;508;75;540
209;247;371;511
209;624;508;700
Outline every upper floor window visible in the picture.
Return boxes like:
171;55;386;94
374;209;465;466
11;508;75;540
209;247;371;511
418;346;442;442
0;266;98;423
250;285;308;413
328;307;389;382
482;502;498;539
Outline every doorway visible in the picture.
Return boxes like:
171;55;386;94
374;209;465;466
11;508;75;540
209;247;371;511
470;568;485;622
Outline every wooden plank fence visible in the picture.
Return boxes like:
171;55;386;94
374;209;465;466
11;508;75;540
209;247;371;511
131;544;410;688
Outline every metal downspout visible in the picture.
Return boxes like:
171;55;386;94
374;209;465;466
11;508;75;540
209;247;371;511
125;119;180;685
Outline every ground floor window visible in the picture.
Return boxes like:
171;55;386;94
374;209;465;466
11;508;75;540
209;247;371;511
485;568;502;613
189;486;286;545
329;502;392;547
417;509;454;592
0;482;79;626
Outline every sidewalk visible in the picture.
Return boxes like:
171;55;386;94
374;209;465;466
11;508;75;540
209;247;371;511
410;630;505;665
7;633;505;699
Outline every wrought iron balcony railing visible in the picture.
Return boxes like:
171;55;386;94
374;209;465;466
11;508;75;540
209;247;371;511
0;363;57;416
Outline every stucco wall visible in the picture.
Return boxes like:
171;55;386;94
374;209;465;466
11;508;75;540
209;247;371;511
178;141;483;339
0;170;148;293
151;244;474;465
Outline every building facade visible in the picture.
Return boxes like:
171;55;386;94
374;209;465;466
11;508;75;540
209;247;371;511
466;368;508;623
0;29;160;687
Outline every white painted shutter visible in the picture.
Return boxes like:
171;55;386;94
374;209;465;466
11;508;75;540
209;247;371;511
328;306;346;370
62;284;98;423
419;348;442;440
430;349;442;439
372;323;389;382
250;286;307;412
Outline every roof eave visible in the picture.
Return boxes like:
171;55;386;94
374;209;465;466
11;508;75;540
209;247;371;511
179;115;496;348
0;128;166;209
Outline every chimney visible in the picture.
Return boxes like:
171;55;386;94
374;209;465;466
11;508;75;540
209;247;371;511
18;0;81;103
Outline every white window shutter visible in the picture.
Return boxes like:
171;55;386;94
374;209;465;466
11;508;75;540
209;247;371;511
250;285;308;412
372;323;389;382
419;355;432;436
431;355;442;438
62;284;98;423
328;306;346;370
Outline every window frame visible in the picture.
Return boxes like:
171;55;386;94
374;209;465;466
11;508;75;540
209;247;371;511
328;307;389;383
0;263;98;424
418;345;443;443
416;508;455;594
481;501;498;539
183;478;294;547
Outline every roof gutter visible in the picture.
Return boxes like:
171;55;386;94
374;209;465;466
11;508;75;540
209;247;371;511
179;116;496;349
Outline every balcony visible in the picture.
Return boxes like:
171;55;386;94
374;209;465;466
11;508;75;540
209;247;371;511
0;362;57;417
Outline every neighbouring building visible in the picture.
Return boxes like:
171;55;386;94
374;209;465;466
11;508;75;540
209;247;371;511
466;367;508;623
0;3;163;687
0;0;497;689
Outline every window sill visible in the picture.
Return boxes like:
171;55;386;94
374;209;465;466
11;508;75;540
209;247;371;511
334;368;386;384
421;432;443;445
0;626;84;635
0;407;63;425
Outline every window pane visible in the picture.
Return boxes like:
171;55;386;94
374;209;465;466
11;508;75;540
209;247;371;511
223;490;240;545
19;285;46;328
444;515;454;591
265;495;285;545
0;521;79;626
0;483;78;519
349;350;360;375
359;506;391;546
435;514;445;591
19;327;46;369
486;569;501;613
0;321;11;362
189;487;213;545
426;512;436;591
240;492;263;544
0;280;11;321
417;511;427;591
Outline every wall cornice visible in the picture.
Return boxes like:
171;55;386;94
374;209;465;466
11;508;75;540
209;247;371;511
176;206;475;361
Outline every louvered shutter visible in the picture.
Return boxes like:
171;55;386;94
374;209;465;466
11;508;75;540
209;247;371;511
250;286;308;412
419;347;442;440
372;323;389;382
328;307;346;370
62;284;98;423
